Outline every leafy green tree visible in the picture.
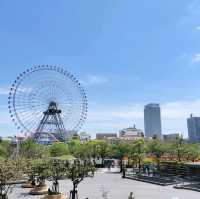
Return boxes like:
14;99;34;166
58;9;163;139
31;159;51;187
68;140;81;156
146;139;165;174
184;144;200;162
109;141;129;172
97;140;109;165
66;159;95;199
132;139;145;173
87;140;101;165
0;159;23;199
171;135;185;162
128;142;138;170
49;143;69;157
74;142;91;160
47;159;67;195
0;141;11;159
0;146;8;160
19;139;49;159
22;159;37;186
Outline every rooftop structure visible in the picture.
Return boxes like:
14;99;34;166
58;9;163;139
119;125;144;141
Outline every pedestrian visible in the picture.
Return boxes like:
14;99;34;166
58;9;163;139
128;192;134;199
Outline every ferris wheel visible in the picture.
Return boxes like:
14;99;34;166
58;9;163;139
8;65;88;140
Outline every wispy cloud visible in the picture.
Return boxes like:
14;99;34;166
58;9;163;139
80;74;108;86
191;53;200;63
1;98;200;137
88;100;200;122
176;53;200;66
196;26;200;30
162;101;200;119
83;100;200;136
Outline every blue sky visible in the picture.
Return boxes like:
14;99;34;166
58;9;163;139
1;0;200;137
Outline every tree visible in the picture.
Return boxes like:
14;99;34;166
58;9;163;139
171;135;185;162
184;144;200;162
0;141;11;159
66;159;94;199
68;140;81;157
97;141;109;165
22;159;37;188
0;146;8;160
73;142;91;160
128;143;138;171
19;139;49;159
49;143;69;157
132;139;145;173
0;159;22;199
32;159;51;187
109;141;129;172
47;159;67;196
87;140;101;165
146;139;165;174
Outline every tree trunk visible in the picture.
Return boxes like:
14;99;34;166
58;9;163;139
72;183;76;199
120;159;123;172
0;194;8;199
138;158;141;173
101;157;104;166
93;157;96;166
157;158;160;176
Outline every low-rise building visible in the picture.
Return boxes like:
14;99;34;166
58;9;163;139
119;125;144;141
32;132;59;145
79;132;91;142
163;133;179;141
96;133;117;140
11;134;27;145
0;136;13;142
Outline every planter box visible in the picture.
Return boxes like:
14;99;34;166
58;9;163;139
0;195;8;199
41;193;66;199
21;181;35;188
29;184;48;195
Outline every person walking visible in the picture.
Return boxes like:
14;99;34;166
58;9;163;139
128;192;134;199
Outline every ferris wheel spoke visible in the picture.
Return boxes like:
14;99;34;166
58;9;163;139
16;105;46;112
15;113;41;128
14;106;43;120
23;113;41;129
22;118;38;132
14;100;42;107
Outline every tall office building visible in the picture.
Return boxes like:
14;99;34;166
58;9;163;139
144;103;162;138
187;114;200;143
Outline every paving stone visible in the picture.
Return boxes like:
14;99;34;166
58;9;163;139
9;173;200;199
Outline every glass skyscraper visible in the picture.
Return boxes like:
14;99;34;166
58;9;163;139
144;103;162;138
187;114;200;143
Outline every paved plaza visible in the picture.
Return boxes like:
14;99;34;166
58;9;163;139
10;171;200;199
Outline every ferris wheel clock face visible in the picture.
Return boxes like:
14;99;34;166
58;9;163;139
8;65;88;135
